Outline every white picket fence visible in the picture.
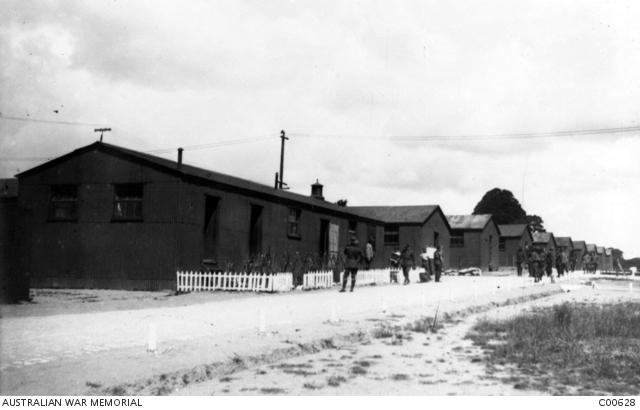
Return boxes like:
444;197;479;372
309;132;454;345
302;270;334;290
339;268;395;286
176;270;293;293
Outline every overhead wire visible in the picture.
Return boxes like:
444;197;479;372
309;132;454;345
0;114;105;127
2;124;639;162
288;125;640;141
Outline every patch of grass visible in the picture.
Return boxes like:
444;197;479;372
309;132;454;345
219;376;235;382
327;375;347;387
467;301;640;395
353;360;372;367
260;387;286;394
372;325;397;339
406;317;443;333
85;381;102;388
303;382;324;390
350;366;368;375
391;374;410;381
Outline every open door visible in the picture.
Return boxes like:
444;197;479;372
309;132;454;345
203;195;220;259
249;205;263;256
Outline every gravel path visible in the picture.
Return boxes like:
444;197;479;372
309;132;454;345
0;272;609;394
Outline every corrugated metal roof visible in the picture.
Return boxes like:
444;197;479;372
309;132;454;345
498;224;529;238
447;214;492;230
556;237;574;249
16;142;382;222
348;205;438;224
532;231;555;245
0;178;18;198
586;243;597;252
572;240;587;251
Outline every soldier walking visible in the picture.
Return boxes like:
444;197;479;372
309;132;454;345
433;246;443;282
340;236;364;292
516;247;525;276
399;244;414;285
545;249;554;277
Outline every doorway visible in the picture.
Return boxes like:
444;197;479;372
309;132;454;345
319;219;329;258
249;205;263;256
203;195;220;259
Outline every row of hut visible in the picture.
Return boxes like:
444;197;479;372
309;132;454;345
0;141;623;300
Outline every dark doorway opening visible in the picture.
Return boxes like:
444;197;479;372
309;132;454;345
319;219;329;258
203;195;220;259
434;231;440;248
249;205;263;256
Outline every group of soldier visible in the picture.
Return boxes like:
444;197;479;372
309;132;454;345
340;238;444;293
515;245;601;282
515;245;573;282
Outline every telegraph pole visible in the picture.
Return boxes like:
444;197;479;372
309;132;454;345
278;130;288;189
94;128;111;142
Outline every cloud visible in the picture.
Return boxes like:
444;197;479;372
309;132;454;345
2;0;640;256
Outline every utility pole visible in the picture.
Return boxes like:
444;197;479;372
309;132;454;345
94;128;111;142
278;130;288;189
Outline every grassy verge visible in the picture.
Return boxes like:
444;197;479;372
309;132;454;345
467;302;640;395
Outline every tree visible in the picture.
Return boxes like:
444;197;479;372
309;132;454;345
473;187;545;231
525;214;545;232
472;188;526;225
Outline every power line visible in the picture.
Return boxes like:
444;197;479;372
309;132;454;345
0;114;105;127
146;135;274;154
289;125;640;141
0;135;276;162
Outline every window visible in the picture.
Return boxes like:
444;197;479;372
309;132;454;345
450;230;464;247
287;207;301;238
49;185;78;221
499;237;506;251
113;183;143;221
384;224;399;245
348;220;358;235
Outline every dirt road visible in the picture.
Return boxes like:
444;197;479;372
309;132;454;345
0;272;620;395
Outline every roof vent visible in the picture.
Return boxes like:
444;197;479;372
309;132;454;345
311;179;324;200
177;148;183;169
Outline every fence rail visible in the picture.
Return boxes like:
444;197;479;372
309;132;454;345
302;270;334;290
176;271;293;293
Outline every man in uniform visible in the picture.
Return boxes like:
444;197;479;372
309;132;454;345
545;249;554;277
433;246;444;282
516;247;525;276
585;253;590;274
399;244;414;285
340;236;364;292
419;247;432;282
365;240;374;270
555;250;564;277
530;246;541;282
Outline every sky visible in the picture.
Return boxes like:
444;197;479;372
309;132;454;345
1;0;640;257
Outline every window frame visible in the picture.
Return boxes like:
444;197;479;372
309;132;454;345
450;230;465;247
499;237;506;251
48;184;78;222
287;207;301;239
383;224;399;246
112;183;144;222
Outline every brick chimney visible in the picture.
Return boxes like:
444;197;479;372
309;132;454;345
177;148;183;169
311;179;324;200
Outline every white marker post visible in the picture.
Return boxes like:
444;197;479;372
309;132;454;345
330;301;338;323
381;296;387;314
258;310;266;333
473;279;478;300
147;323;157;353
629;282;633;293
